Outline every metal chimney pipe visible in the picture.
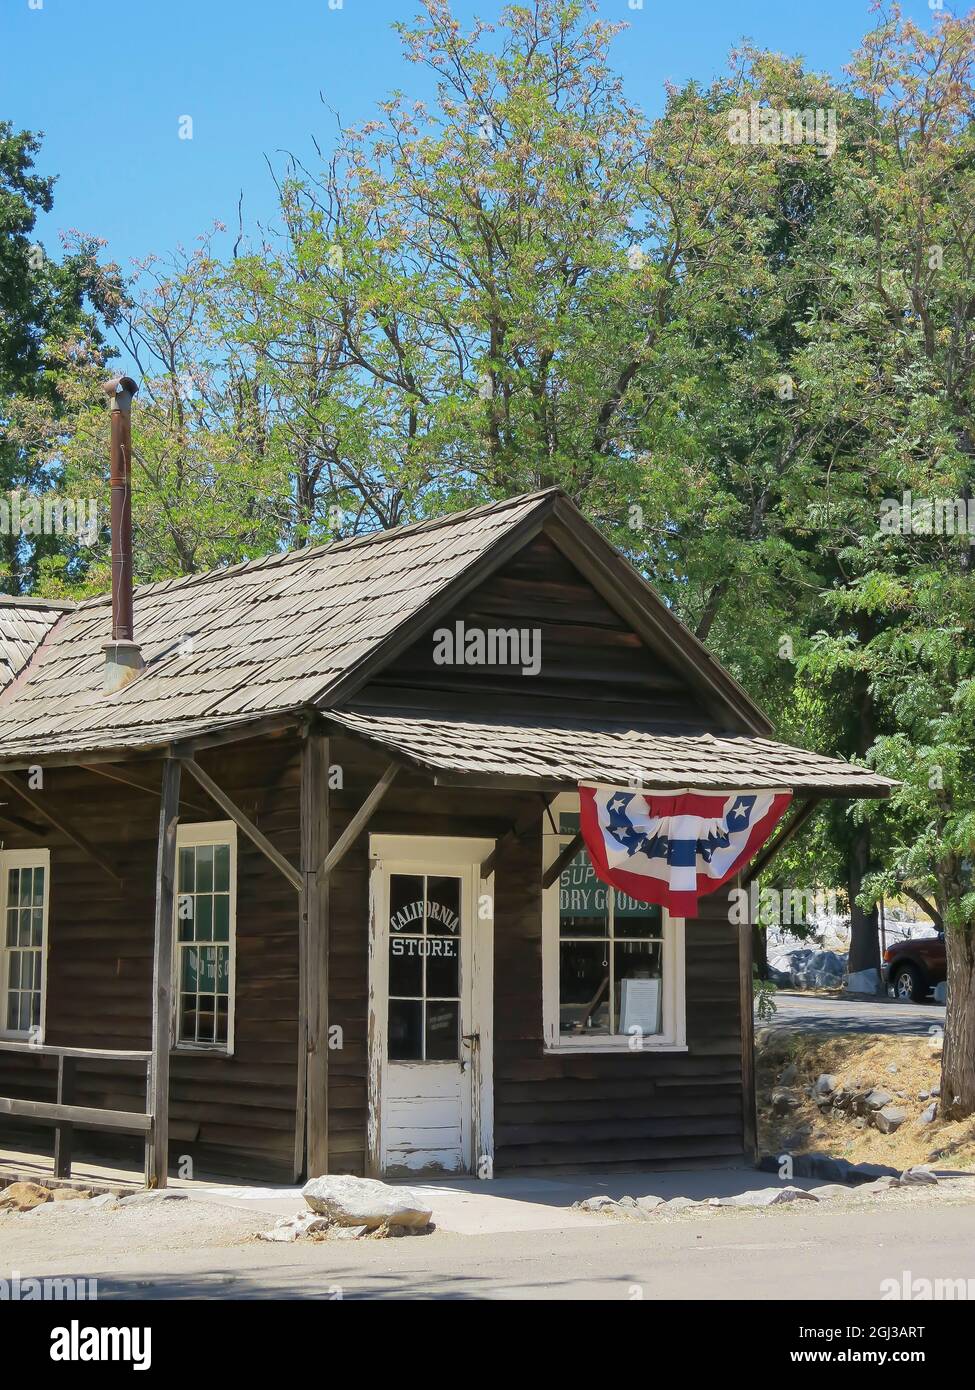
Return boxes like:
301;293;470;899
101;375;144;692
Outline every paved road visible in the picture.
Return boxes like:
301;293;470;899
13;1201;975;1300
770;991;945;1037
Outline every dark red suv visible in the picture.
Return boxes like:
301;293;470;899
881;933;946;1002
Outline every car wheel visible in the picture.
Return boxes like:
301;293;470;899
893;963;924;1003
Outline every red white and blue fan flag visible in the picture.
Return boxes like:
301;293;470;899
579;785;792;917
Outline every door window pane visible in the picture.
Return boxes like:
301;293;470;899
389;935;423;996
389;998;423;1061
426;937;460;997
426;877;460;936
426;1001;459;1061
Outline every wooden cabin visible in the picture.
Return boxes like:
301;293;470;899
0;489;891;1185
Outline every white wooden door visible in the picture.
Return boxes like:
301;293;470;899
368;837;493;1177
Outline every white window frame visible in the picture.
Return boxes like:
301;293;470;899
0;848;51;1042
542;793;686;1054
172;820;237;1056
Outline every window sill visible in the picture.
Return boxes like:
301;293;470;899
544;1042;688;1055
171;1045;233;1058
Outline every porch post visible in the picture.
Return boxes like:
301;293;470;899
737;876;758;1163
300;732;330;1179
148;756;181;1188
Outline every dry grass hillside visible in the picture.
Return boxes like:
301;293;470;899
756;1029;975;1171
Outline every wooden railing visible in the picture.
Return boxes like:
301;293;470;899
0;1041;153;1183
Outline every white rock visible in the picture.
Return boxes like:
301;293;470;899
846;968;881;994
574;1195;619;1212
331;1224;369;1240
635;1194;665;1212
807;1184;855;1200
302;1175;431;1230
900;1166;938;1186
933;982;948;1004
709;1186;819;1209
257;1212;329;1242
663;1196;699;1211
119;1190;188;1205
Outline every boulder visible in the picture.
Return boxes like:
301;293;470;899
933;982;948;1004
635;1194;665;1213
807;1184;855;1200
574;1194;619;1212
931;1083;941;1098
0;1181;51;1212
51;1187;92;1202
777;1064;798;1086
815;1074;839;1097
663;1196;699;1211
303;1175;431;1230
88;1194;122;1210
919;1102;938;1125
709;1186;819;1209
771;1088;799;1115
864;1088;893;1111
846;968;881;995
874;1105;907;1134
331;1224;370;1240
900;1166;938;1186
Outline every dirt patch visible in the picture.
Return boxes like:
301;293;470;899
0;1196;265;1266
757;1030;975;1170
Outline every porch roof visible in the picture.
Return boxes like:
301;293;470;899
324;708;895;799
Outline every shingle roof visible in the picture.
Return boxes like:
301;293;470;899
324;709;895;798
0;491;550;762
0;597;73;691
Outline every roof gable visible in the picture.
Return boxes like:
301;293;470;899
0;487;769;763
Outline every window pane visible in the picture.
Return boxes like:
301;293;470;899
31;868;44;905
559;848;608;938
559;940;610;1035
6;908;16;947
213;894;230;942
30;909;43;946
215;946;230;996
196;845;214;893
388;999;423;1060
178;847;194;893
426;937;460;997
7;868;18;908
179;995;197;1042
195;895;213;942
389;874;424;934
426;876;460;936
8;954;19;988
214;844;230;893
181;948;199;991
389;935;423;996
614;894;663;939
6;991;16;1029
558;811;580;834
215;997;228;1045
197;994;216;1042
614;941;663;1036
425;1001;459;1060
177;895;194;941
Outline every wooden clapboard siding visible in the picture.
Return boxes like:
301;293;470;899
355;533;720;728
0;735;302;1184
491;821;745;1170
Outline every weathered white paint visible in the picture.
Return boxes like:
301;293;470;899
368;835;494;1177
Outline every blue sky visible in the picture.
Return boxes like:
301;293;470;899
3;0;942;278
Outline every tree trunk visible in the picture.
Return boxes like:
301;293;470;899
942;921;975;1119
847;820;880;979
